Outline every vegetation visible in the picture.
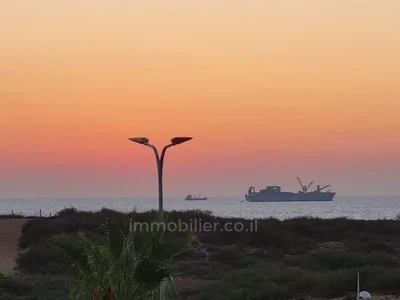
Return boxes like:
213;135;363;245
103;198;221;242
51;218;191;299
4;208;400;299
0;275;67;300
0;214;39;220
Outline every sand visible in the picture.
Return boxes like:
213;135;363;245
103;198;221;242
0;219;28;273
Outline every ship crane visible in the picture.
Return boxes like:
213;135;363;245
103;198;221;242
316;184;331;192
297;177;313;193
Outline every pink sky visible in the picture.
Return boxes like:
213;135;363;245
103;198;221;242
1;1;399;197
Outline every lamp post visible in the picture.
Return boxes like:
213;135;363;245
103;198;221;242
129;136;192;219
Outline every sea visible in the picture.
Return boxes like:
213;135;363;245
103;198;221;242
1;195;400;220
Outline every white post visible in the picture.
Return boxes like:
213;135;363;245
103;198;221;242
356;271;360;299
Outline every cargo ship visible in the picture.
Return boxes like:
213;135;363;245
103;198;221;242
245;177;335;202
185;194;208;201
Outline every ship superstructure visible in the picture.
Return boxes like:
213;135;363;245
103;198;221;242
185;194;208;201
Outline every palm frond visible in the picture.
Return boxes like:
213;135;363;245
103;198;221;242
52;218;186;300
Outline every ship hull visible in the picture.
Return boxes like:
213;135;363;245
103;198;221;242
185;197;208;201
245;192;335;202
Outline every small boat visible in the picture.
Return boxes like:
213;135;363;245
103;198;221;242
185;194;207;201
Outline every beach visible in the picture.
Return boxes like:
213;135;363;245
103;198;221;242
0;219;28;273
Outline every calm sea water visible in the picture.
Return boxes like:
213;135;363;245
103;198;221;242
1;195;400;220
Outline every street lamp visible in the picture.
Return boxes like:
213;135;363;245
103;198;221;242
129;136;192;218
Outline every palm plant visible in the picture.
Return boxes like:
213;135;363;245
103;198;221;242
50;217;191;300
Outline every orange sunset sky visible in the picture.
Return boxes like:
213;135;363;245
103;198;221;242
1;1;399;197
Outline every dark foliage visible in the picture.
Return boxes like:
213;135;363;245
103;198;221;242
8;207;400;299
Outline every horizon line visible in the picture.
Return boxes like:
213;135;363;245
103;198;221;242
1;194;400;199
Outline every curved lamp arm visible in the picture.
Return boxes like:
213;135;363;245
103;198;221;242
146;143;161;166
128;136;192;220
160;143;174;174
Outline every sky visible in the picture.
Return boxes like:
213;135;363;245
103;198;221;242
1;0;399;197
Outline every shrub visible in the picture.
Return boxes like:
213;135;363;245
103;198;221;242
187;264;400;300
283;250;400;271
178;261;233;280
0;277;32;296
49;219;192;300
19;218;73;249
0;275;68;300
311;250;400;269
16;238;68;274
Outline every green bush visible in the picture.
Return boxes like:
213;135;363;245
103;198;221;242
19;218;75;249
16;238;68;274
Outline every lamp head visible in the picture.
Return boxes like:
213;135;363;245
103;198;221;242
171;137;192;145
358;291;371;299
129;137;149;145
